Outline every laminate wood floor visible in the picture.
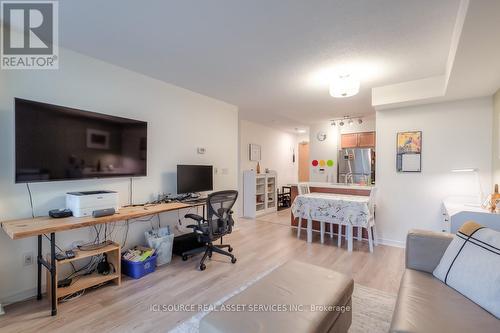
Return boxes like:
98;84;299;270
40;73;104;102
0;214;405;333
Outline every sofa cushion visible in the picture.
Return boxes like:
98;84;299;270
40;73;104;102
200;260;354;333
390;269;500;333
433;221;500;318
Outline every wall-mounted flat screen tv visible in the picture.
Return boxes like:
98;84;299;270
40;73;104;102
15;98;147;183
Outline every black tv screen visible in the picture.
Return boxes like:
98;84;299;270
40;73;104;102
177;165;213;194
15;98;147;183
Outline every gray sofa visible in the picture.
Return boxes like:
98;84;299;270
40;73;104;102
390;229;499;332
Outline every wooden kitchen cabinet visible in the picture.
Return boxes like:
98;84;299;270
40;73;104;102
358;132;375;147
341;131;375;148
340;133;358;148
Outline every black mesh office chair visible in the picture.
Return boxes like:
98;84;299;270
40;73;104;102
183;190;238;271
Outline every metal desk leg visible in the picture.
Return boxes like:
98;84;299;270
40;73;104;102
50;232;57;316
37;235;42;300
36;234;57;315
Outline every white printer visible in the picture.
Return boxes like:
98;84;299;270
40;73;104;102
66;191;119;218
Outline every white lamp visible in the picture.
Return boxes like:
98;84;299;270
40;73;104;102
451;168;484;205
329;74;360;98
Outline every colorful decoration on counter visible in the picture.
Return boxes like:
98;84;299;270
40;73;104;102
396;131;422;172
312;160;319;166
327;160;334;167
319;160;326;167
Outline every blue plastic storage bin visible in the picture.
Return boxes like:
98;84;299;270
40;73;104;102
121;254;157;279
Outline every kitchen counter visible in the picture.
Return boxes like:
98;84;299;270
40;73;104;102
288;182;374;191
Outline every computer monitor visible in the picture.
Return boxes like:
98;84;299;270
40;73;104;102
177;165;213;194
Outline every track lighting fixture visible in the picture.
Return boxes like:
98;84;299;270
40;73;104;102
329;116;364;127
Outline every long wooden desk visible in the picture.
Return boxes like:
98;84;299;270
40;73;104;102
1;201;201;316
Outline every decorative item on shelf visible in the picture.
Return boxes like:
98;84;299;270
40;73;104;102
256;161;261;174
487;184;500;213
396;131;422;172
265;168;270;173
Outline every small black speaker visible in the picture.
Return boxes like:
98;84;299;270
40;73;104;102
92;208;116;218
49;208;73;218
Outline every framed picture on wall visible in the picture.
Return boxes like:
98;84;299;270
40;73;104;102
249;143;261;161
396;131;422;172
86;129;110;150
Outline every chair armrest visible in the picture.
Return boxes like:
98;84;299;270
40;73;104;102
185;213;204;222
406;229;454;273
186;224;204;234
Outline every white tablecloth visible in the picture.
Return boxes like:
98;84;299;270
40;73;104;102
291;193;370;227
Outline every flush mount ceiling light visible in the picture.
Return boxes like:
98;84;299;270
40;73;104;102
329;74;360;98
295;128;307;134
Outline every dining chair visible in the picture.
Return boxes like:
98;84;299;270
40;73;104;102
337;188;378;252
297;183;310;195
296;183;310;238
355;188;378;252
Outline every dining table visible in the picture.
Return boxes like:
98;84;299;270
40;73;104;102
291;192;371;251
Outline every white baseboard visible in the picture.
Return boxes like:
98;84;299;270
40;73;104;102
2;287;40;307
377;238;406;248
293;226;406;248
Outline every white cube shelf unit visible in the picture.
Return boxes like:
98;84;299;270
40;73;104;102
243;170;278;218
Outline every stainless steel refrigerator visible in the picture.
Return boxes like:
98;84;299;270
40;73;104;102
337;148;375;184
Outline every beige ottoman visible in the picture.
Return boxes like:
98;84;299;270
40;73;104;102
200;260;354;333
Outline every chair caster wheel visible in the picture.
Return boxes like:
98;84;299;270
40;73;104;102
200;264;206;271
231;257;237;264
182;255;188;261
228;247;233;253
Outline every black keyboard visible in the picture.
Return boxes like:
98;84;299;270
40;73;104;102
183;198;207;204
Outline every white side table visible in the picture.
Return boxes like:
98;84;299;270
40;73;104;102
442;199;500;233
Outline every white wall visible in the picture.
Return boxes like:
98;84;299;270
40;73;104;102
309;117;376;182
239;120;298;187
0;47;238;304
309;123;339;182
376;97;492;245
492;89;500;184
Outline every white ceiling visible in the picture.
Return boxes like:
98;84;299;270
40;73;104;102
59;0;462;130
372;0;500;110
